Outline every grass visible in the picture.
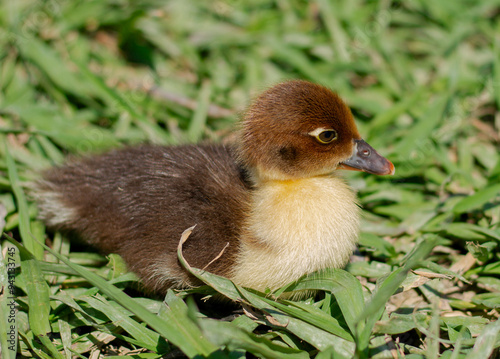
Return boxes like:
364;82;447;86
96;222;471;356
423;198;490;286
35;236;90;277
1;0;500;357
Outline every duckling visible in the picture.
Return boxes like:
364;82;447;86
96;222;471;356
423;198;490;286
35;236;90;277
35;80;394;295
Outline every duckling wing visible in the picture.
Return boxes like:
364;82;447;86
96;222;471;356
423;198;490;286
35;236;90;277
35;144;251;293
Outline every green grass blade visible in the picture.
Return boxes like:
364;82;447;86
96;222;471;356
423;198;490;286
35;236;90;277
259;296;353;341
316;0;349;61
453;183;500;214
187;80;212;142
493;41;500;109
465;319;500;359
395;94;449;159
57;318;72;359
277;269;365;336
368;87;425;133
356;235;438;351
16;37;93;99
199;319;308;359
315;345;351;359
17;330;54;359
78;294;160;351
75;63;170;145
0;243;17;359
5;144;43;259
21;258;52;335
34;237;218;357
14;241;63;358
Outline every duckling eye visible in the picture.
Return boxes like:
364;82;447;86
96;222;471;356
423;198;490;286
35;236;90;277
316;130;338;144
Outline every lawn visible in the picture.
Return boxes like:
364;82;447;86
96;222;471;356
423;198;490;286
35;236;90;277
1;0;500;358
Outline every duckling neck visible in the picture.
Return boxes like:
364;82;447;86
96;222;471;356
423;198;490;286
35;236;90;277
232;174;360;292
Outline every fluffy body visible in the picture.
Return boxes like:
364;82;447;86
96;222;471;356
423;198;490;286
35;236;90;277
35;80;384;295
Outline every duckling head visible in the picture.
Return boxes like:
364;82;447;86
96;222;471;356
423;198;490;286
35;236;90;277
239;80;394;181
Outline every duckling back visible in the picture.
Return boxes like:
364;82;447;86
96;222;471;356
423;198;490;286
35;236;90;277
36;144;251;293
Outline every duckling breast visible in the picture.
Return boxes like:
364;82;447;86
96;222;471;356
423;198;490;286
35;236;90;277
231;174;360;291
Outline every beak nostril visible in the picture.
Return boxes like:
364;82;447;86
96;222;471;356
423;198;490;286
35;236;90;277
341;139;393;175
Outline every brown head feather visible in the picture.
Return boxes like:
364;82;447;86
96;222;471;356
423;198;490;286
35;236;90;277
239;80;361;180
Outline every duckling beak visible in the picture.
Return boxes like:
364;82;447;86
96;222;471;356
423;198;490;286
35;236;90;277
338;139;395;175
